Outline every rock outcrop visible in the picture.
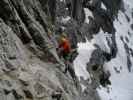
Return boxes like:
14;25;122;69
0;0;126;100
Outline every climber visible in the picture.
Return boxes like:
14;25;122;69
58;33;71;60
57;33;77;80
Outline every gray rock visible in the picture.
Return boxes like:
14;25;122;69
0;0;127;100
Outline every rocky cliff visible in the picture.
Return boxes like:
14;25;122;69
0;0;131;100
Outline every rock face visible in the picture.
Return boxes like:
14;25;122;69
0;0;126;100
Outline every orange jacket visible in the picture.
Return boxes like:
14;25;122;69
59;38;71;54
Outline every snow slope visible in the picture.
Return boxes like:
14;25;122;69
74;0;133;100
98;3;133;100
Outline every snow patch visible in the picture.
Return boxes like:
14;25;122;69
123;0;133;8
81;84;87;92
101;3;107;10
84;8;93;24
93;29;111;53
74;41;96;80
98;73;133;100
61;16;71;23
60;0;65;2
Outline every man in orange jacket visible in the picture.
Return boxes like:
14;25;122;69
58;33;71;61
58;33;77;81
